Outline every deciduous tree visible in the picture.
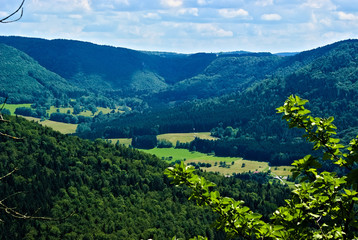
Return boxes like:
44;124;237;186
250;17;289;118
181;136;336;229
165;95;358;239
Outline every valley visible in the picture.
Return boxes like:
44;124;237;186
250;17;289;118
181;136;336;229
1;36;358;239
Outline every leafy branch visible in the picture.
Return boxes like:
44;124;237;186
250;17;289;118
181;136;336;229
165;95;358;239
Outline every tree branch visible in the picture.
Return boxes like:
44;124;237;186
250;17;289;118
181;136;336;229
0;199;75;221
0;168;18;181
0;0;25;23
0;131;24;140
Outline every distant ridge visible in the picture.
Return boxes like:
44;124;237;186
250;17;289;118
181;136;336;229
274;52;298;57
0;35;357;107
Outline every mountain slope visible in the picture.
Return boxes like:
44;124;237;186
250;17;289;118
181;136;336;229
156;53;283;101
0;43;85;103
0;116;290;239
0;36;292;104
0;36;218;96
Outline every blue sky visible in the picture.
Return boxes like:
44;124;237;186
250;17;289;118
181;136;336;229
1;0;358;53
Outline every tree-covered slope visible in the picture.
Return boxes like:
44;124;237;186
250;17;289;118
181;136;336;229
0;36;289;104
0;36;218;96
0;44;83;103
0;116;290;239
156;53;283;101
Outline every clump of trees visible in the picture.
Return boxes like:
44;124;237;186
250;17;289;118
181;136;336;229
166;95;358;239
131;135;157;149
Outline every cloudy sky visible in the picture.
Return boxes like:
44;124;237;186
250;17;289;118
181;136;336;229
0;0;358;53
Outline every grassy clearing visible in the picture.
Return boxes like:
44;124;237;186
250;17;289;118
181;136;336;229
47;106;122;117
106;138;132;146
111;134;294;177
22;116;77;134
188;158;269;175
48;106;74;115
141;147;293;177
141;148;240;162
158;132;217;144
106;132;217;147
141;148;270;174
3;103;32;115
271;166;294;177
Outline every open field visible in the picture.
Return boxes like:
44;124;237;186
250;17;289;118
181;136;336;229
141;147;293;176
187;158;269;175
106;132;217;147
48;106;75;115
48;106;123;117
141;147;238;162
5;104;123;119
107;135;294;177
107;138;132;146
22;116;77;134
157;132;217;144
4;103;32;115
271;166;294;177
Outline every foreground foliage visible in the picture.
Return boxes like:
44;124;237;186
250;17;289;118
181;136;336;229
0;115;289;239
165;95;358;239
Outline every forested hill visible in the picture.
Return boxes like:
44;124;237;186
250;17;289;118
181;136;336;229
0;36;286;103
1;36;357;107
0;43;83;103
0;115;290;239
79;39;358;136
77;39;358;165
0;36;217;95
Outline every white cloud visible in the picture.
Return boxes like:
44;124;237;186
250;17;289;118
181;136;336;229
255;0;274;7
178;8;199;16
29;0;92;13
69;14;83;19
218;9;249;18
337;11;358;21
319;17;332;26
98;0;129;9
114;0;130;6
0;11;8;18
197;0;207;5
261;13;281;21
161;0;183;8
302;0;336;10
195;24;233;37
143;12;161;20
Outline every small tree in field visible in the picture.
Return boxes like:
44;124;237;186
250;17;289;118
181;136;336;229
165;95;358;240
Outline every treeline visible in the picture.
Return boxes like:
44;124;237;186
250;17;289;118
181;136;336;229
0;116;291;239
185;136;312;166
14;107;92;124
49;112;92;124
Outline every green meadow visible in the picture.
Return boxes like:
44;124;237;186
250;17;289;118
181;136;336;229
47;106;122;116
3;103;32;115
22;116;77;134
107;132;216;147
107;138;132;146
157;132;217;144
141;147;293;177
5;103;123;118
108;133;293;177
141;147;234;162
